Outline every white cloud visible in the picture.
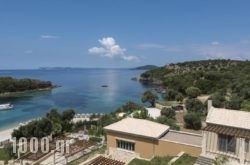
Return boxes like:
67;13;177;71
88;37;138;61
41;35;59;39
211;41;220;46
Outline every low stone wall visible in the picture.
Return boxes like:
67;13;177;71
155;140;201;157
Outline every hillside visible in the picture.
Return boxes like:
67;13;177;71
0;77;53;95
140;59;250;111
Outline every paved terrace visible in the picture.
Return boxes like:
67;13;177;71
160;130;202;146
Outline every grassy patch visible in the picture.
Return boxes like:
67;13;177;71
128;156;173;165
0;148;10;161
173;154;197;165
128;158;151;165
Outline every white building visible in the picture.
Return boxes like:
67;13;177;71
196;100;250;165
145;107;161;119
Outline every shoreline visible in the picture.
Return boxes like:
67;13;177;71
0;126;16;142
0;86;59;98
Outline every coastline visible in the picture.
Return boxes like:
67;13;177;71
0;127;15;142
0;86;58;98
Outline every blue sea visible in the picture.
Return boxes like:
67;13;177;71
0;69;151;130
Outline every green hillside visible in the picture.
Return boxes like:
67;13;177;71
140;59;250;111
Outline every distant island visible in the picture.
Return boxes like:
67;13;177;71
0;77;54;97
130;65;158;70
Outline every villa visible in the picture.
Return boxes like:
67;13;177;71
104;117;202;163
196;100;250;165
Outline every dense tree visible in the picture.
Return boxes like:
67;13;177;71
140;60;250;111
98;114;118;127
133;109;148;119
185;98;204;114
156;116;180;130
12;118;53;139
211;92;226;108
176;93;184;102
185;86;201;98
225;94;242;110
184;113;202;130
115;101;145;114
241;101;250;111
46;109;62;135
61;109;75;132
12;109;75;139
0;77;53;93
141;90;159;107
161;107;176;119
165;89;178;101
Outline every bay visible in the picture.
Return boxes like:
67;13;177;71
0;69;150;130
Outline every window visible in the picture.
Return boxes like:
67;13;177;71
246;139;249;153
116;139;135;151
218;134;236;153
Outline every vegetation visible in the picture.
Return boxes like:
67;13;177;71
183;113;202;130
141;90;159;107
185;98;204;115
12;109;75;139
115;101;147;114
156;116;180;130
0;77;53;94
185;86;201;98
161;107;176;119
0;144;17;161
164;89;183;102
89;136;102;143
173;154;197;165
73;101;148;137
140;59;250;111
0;148;10;161
128;156;173;165
214;155;229;165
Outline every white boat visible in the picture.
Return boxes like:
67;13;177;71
0;103;13;110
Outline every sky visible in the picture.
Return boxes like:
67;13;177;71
1;0;250;69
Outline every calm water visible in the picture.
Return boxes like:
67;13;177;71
0;69;150;130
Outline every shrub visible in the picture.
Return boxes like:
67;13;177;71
89;136;102;143
184;113;202;130
161;107;176;119
185;86;201;98
185;98;204;114
156;116;180;130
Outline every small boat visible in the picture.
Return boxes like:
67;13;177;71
0;103;13;110
101;85;108;87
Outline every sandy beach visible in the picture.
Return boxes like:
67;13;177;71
0;127;15;142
